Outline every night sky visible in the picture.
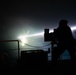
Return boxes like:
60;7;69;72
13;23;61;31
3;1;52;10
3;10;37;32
0;0;76;60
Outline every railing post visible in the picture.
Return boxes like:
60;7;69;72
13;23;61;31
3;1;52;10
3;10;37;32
17;40;20;60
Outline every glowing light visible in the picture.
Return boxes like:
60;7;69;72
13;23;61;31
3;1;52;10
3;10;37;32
71;26;76;31
18;31;29;46
18;29;53;38
18;35;27;46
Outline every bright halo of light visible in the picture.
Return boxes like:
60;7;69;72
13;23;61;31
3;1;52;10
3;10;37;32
71;26;76;31
18;31;29;46
18;35;28;46
18;29;53;38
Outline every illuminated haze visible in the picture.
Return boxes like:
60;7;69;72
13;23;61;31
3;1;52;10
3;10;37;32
1;17;76;51
0;0;76;60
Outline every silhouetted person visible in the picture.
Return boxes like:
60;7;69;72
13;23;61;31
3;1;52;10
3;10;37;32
52;19;76;63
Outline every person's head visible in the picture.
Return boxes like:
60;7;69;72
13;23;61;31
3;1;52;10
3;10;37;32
59;19;68;27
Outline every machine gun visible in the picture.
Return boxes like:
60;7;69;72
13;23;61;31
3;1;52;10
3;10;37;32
44;29;58;43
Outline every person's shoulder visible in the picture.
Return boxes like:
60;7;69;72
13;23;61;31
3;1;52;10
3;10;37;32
66;26;72;31
67;26;71;29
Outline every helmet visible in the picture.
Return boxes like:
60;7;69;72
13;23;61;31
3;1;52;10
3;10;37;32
59;19;68;25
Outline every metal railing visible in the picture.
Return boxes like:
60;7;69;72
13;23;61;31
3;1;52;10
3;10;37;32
0;40;20;60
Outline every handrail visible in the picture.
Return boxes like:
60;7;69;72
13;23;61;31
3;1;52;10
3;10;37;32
0;40;20;60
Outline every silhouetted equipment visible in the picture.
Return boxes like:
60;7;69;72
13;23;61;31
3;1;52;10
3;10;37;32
20;50;49;67
44;29;57;42
44;20;76;62
44;29;58;59
44;28;57;55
